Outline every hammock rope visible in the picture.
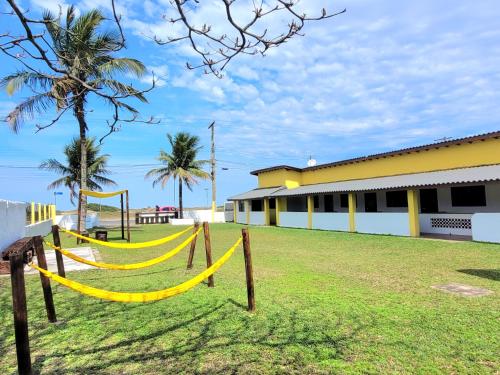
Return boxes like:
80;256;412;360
31;237;243;303
59;226;193;249
44;227;202;270
80;189;127;198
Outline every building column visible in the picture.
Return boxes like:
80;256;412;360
233;200;238;223
264;198;270;226
307;195;313;229
276;198;281;226
348;192;356;232
245;200;250;225
31;202;35;224
407;189;420;237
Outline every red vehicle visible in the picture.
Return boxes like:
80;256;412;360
157;205;177;212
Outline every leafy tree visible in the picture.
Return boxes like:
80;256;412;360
146;132;209;218
40;137;116;205
1;5;150;231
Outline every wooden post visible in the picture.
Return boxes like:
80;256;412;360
242;228;255;312
203;222;214;287
10;251;32;375
120;193;125;240
52;225;66;277
186;223;200;270
33;236;57;323
126;190;131;242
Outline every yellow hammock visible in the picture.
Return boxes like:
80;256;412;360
59;226;193;249
31;237;243;303
44;227;202;270
80;189;127;198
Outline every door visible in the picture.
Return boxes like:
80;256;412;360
420;188;438;213
364;192;378;212
269;198;277;225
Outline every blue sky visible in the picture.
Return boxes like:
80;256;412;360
1;0;500;210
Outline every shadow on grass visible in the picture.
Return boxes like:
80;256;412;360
457;269;500;281
28;299;368;374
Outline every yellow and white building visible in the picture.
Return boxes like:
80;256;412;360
229;131;500;243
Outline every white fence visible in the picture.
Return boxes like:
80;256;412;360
0;200;27;254
356;213;410;236
249;212;266;225
279;212;308;229
312;213;350;231
471;213;500;243
25;219;53;237
183;209;225;223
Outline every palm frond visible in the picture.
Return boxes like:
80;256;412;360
98;58;146;78
6;92;55;132
0;71;54;96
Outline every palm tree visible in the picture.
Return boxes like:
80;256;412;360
40;137;116;204
1;6;147;231
146;132;210;219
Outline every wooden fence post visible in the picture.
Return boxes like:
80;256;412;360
126;190;131;242
52;225;66;277
186;223;200;270
203;222;214;287
33;236;57;323
241;228;255;312
10;251;32;375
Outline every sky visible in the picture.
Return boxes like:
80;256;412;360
1;0;500;210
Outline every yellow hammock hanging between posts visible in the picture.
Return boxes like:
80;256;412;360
44;227;202;270
31;237;243;303
59;226;193;249
80;189;127;198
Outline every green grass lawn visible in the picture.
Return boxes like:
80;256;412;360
1;224;499;374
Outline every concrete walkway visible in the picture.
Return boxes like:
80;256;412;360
26;247;98;274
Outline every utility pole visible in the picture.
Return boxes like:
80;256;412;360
208;121;216;222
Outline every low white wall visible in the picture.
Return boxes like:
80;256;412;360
25;219;52;237
356;213;410;236
171;218;195;226
249;212;266;225
183;209;225;223
236;212;247;224
420;213;472;236
279;212;308;229
312;213;350;231
55;213;99;230
0;199;27;254
471;213;500;243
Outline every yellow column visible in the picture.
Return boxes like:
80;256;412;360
348;193;356;232
37;203;42;222
276;198;280;226
51;205;57;224
264;198;270;226
246;200;250;225
233;200;237;223
31;202;35;224
407;189;420;237
43;204;47;220
307;195;313;229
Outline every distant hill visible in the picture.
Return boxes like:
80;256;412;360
87;203;121;212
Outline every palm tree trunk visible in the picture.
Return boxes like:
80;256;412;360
75;97;88;233
178;178;183;219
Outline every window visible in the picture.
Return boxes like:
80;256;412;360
451;185;486;207
364;192;378;212
313;195;319;209
324;194;334;212
238;201;245;212
386;191;408;207
340;194;348;208
269;198;276;209
251;199;263;211
287;196;307;212
420;188;438;213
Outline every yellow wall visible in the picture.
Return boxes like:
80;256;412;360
257;138;500;187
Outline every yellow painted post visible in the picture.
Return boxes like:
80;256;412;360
348;193;356;232
31;202;35;224
43;205;47;221
37;203;42;222
307;195;313;229
275;198;280;226
246;200;250;225
264;198;270;226
233;200;237;223
51;205;57;224
407;189;420;237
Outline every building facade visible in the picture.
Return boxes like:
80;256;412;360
229;131;500;243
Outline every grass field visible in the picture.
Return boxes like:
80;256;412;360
1;224;499;374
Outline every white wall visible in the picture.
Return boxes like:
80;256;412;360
420;213;472;236
183;209;225;223
356;213;410;236
236;212;247;224
279;212;308;229
25;219;52;237
312;213;349;231
0;199;27;254
435;183;500;213
471;213;500;243
249;212;266;225
55;213;99;230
